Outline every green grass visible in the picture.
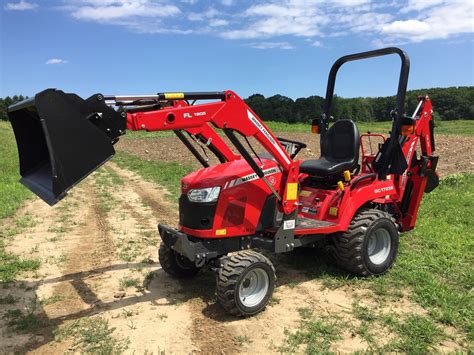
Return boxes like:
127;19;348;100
0;121;32;219
119;276;141;290
282;173;473;349
389;173;474;340
114;151;193;199
122;130;175;139
55;317;130;354
0;241;40;282
279;309;343;354
382;314;444;353
265;119;474;136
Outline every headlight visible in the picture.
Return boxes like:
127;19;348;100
187;186;221;203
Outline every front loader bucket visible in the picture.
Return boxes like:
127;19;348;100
8;89;126;205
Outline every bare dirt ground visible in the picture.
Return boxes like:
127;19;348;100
1;131;471;353
117;133;474;176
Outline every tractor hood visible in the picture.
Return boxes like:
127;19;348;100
180;158;280;193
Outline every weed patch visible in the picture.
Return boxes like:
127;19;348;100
280;308;344;353
55;317;130;354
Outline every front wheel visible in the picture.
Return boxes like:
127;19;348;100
158;243;201;278
217;250;276;316
334;208;399;276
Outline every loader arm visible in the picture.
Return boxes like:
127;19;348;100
123;91;300;214
8;89;299;213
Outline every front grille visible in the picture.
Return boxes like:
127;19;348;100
179;195;217;230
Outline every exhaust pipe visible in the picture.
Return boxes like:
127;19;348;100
8;89;126;205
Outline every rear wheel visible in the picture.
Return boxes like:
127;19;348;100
158;243;201;278
217;250;275;316
334;208;399;276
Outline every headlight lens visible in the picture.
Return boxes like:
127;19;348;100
187;186;221;203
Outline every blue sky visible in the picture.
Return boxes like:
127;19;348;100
1;0;473;99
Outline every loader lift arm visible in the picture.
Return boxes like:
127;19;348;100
116;91;300;214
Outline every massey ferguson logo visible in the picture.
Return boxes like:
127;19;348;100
374;186;394;194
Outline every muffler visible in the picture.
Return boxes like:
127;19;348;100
8;89;126;205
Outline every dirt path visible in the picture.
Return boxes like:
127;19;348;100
0;163;465;353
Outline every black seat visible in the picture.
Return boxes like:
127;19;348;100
300;120;359;177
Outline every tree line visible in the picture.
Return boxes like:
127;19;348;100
1;86;472;122
245;86;473;123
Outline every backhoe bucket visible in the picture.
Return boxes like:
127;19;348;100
8;89;126;205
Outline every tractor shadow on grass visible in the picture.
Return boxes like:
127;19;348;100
1;248;349;352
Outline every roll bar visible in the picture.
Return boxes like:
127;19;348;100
321;47;410;136
320;47;410;180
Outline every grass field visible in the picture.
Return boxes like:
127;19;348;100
0;122;32;219
123;119;474;139
265;119;474;136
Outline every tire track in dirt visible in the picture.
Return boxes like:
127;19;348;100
27;182;117;354
107;163;177;226
107;163;242;353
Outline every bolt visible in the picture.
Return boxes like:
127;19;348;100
121;112;126;117
290;243;295;248
141;124;146;129
106;128;111;132
286;243;290;249
97;94;103;101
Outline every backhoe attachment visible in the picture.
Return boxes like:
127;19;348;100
8;89;126;205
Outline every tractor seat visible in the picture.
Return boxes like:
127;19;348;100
300;120;359;177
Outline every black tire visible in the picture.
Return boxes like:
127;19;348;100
158;243;201;278
334;208;399;276
217;250;276;316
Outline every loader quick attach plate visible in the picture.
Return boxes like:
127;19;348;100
8;89;126;205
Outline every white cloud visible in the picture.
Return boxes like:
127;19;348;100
4;1;38;11
209;19;229;27
311;40;322;47
247;42;294;50
188;7;219;21
71;1;180;21
400;0;445;13
382;0;473;42
221;1;327;39
46;58;68;65
61;0;474;46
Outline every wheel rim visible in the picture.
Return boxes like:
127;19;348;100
367;228;391;265
238;267;269;308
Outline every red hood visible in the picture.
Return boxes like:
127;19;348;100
181;158;278;193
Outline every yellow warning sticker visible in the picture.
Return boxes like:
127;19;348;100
286;183;298;200
329;207;338;216
164;92;185;99
216;229;227;236
299;190;312;197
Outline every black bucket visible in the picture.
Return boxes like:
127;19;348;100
8;89;126;205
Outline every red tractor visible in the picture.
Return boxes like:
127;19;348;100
8;47;438;316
